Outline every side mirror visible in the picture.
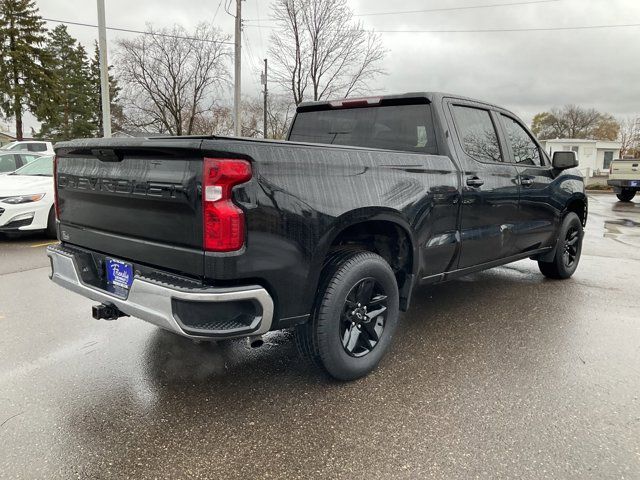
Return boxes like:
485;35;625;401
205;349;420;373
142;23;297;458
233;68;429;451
552;151;578;170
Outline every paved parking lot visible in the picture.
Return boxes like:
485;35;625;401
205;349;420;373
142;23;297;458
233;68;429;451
1;194;639;479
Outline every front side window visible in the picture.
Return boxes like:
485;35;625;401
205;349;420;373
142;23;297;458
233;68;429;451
452;105;502;163
501;115;542;166
9;143;28;151
0;142;18;151
0;154;18;173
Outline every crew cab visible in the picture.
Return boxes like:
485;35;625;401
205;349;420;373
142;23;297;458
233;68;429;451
608;157;640;202
47;93;587;380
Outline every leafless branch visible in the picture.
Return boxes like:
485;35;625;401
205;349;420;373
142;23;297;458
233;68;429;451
268;0;386;105
115;24;231;135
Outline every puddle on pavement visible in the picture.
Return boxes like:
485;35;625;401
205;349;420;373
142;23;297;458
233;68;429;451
604;218;640;239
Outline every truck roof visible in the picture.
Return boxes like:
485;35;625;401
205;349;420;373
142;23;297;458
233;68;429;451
297;92;509;113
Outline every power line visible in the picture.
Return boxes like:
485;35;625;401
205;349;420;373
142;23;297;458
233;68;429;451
244;22;640;34
212;0;224;23
243;0;561;22
253;0;265;51
371;22;640;33
41;17;235;45
354;0;561;17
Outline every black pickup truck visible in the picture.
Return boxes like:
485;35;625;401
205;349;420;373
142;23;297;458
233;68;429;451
48;92;587;380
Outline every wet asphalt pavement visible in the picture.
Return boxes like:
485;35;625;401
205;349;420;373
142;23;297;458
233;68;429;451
1;194;639;479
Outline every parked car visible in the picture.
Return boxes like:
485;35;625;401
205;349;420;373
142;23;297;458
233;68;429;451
0;140;54;154
0;151;46;174
608;158;639;202
0;155;56;237
47;92;587;380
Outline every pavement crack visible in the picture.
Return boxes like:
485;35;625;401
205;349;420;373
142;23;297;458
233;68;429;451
0;411;24;430
0;265;50;277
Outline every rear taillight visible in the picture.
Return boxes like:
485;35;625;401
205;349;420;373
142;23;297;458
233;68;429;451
53;155;60;219
202;158;252;252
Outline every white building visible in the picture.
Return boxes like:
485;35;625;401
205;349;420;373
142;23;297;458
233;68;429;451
539;139;621;177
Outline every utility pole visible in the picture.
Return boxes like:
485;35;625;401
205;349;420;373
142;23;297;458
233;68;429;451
96;0;112;137
261;58;268;139
233;0;242;137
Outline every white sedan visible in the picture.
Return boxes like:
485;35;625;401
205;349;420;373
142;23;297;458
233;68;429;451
0;155;56;237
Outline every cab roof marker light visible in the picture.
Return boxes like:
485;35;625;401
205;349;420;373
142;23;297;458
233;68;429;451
329;97;382;108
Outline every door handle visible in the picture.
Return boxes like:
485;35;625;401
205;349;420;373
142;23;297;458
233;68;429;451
466;176;484;187
521;177;534;187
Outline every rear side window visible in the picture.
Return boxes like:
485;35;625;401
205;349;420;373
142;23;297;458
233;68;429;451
500;115;542;166
29;143;48;152
289;104;438;154
452;105;502;163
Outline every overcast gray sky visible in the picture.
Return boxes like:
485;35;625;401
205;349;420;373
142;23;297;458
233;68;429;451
29;0;640;131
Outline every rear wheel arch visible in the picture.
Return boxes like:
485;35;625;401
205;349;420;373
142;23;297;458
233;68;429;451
310;213;418;312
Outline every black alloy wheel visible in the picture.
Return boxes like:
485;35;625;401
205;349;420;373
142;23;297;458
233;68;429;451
340;278;388;357
562;226;580;268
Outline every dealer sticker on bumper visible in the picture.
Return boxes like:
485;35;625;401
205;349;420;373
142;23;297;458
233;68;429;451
106;258;134;290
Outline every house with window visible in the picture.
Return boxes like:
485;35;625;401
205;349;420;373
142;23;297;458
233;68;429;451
539;139;621;177
0;131;15;147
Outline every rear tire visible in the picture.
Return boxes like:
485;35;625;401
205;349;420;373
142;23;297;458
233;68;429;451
616;189;636;202
45;207;57;239
295;250;399;381
538;212;583;279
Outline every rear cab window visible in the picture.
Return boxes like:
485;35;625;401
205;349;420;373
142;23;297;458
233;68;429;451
289;103;438;154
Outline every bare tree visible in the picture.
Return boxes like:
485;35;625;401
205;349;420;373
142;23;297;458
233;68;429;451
189;98;266;138
618;116;640;157
115;24;231;135
191;105;234;136
266;94;295;139
269;0;386;105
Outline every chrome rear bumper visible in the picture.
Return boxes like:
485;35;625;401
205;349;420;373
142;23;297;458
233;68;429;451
47;245;274;340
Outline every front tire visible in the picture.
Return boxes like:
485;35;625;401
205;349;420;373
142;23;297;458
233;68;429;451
616;189;636;202
538;212;583;279
296;250;400;381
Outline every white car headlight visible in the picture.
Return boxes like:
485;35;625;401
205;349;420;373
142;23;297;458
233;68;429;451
2;193;46;204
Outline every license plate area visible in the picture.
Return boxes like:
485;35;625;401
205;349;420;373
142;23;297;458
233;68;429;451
105;258;134;296
630;180;639;187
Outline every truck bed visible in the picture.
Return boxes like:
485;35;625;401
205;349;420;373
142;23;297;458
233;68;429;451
55;135;460;322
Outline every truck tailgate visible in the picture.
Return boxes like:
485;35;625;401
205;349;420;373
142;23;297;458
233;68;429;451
610;159;640;179
55;142;204;277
